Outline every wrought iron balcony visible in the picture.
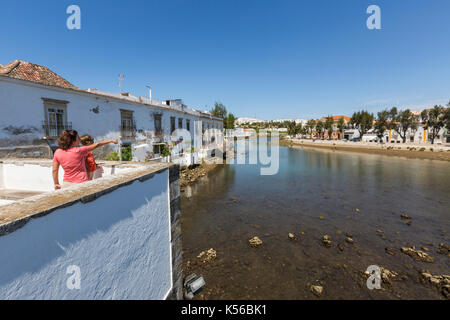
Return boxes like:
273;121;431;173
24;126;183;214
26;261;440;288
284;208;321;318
120;122;137;138
42;121;72;138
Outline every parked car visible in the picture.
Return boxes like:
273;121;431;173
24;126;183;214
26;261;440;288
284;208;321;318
351;137;361;142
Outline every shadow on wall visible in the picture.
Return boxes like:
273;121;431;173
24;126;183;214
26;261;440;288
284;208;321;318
0;169;172;299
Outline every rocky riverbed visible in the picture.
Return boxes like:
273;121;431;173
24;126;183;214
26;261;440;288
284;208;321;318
180;143;450;300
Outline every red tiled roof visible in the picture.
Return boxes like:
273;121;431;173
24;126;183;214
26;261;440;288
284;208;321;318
332;115;351;122
0;60;78;90
318;115;351;122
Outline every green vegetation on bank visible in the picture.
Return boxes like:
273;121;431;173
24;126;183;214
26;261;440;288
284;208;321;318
210;102;236;129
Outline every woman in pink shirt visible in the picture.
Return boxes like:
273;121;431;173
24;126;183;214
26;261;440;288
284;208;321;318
52;130;118;190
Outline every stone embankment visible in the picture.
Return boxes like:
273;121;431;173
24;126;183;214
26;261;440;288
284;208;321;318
283;138;450;162
179;163;218;189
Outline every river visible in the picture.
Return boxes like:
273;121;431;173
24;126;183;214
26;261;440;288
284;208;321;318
181;141;450;299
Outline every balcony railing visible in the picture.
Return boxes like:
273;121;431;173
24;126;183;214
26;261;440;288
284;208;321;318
42;121;72;138
120;122;137;138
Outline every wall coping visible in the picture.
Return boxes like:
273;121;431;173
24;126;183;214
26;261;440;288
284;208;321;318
0;159;174;237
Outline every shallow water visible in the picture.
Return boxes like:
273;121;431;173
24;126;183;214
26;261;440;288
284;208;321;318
181;143;450;299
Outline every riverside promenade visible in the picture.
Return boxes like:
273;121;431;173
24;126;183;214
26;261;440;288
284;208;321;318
284;138;450;162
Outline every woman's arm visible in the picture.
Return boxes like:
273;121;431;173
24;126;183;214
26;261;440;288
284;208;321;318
88;139;118;151
52;161;61;190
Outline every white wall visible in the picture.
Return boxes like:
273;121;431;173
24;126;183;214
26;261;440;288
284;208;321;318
0;169;172;300
0;199;14;206
0;162;133;192
0;78;222;154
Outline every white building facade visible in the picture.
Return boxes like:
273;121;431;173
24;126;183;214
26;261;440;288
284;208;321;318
0;61;223;164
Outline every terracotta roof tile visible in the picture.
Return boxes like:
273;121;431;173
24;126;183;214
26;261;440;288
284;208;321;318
0;60;78;90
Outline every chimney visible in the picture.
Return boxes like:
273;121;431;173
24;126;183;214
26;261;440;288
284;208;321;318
146;86;152;100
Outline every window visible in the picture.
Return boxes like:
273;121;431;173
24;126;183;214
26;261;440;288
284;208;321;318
178;118;183;129
120;109;136;138
154;114;162;136
42;98;70;138
170;117;176;133
186;119;190;132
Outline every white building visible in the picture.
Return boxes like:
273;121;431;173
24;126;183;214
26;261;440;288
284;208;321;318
0;60;223;163
235;117;267;125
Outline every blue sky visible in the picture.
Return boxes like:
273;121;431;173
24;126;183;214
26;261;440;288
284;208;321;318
1;0;449;119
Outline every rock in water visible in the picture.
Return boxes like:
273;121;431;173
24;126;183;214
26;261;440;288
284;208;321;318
249;236;263;247
421;272;450;299
197;248;217;263
401;214;412;220
437;243;450;256
288;233;296;240
401;247;435;263
385;247;396;255
322;235;332;247
310;285;323;297
345;237;354;244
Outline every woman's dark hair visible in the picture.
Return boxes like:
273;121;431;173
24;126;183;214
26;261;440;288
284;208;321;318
58;130;79;150
80;134;94;146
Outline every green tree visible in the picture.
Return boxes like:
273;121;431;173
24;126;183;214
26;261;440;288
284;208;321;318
286;121;297;136
210;102;227;119
386;107;398;135
350;110;374;139
374;110;389;143
337;117;346;139
324;116;334;139
306;119;316;135
394;109;419;143
225;113;236;129
421;105;445;144
295;123;304;136
315;120;324;139
444;102;450;131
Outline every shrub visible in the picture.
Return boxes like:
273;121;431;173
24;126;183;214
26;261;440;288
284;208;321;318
160;144;171;157
429;148;434;152
419;148;426;152
106;151;120;161
121;145;133;161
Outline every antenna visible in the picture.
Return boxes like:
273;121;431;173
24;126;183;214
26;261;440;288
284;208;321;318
118;74;124;93
146;85;152;99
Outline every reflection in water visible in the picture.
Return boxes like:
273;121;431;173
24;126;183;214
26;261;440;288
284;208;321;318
181;144;450;300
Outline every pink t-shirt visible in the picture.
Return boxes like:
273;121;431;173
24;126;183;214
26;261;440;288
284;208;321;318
53;146;90;183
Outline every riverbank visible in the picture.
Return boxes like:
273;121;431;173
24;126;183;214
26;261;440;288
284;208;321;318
283;139;450;162
180;162;218;189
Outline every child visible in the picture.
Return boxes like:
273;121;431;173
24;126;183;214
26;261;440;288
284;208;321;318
80;134;99;180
